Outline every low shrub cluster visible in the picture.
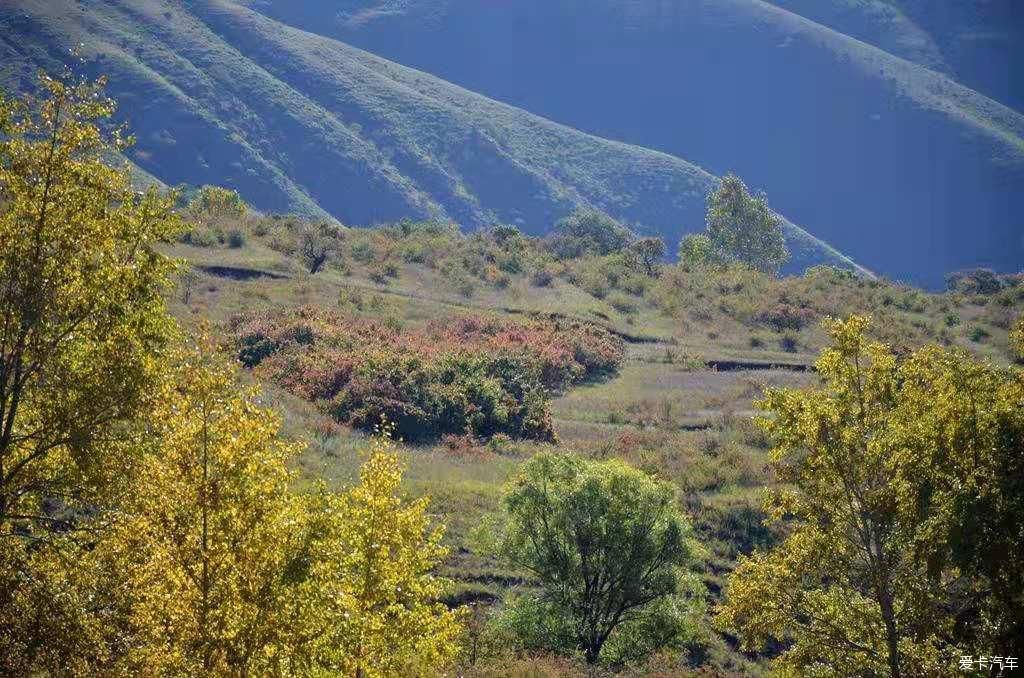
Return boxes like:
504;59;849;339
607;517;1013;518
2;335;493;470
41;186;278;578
232;308;624;442
945;267;1023;295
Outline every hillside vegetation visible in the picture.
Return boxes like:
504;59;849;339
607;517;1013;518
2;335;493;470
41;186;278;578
166;194;1024;673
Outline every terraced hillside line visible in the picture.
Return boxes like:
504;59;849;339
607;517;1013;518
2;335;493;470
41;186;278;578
196;264;290;281
705;358;812;372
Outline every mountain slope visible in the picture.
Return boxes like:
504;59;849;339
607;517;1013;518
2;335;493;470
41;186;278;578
0;0;861;274
252;0;1024;286
768;0;1024;111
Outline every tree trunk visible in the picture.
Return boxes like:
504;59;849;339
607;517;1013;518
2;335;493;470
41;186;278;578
878;589;901;678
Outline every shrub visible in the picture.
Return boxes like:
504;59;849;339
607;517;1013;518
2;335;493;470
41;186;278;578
226;228;246;248
546;208;632;259
399;241;430;264
187;185;246;221
756;303;816;331
230;309;624;442
1012;316;1024;360
946;268;1004;295
580;271;610;299
184;226;218;247
456;277;477;298
895;289;928;313
266;227;296;255
969;326;990;342
678;233;717;268
298;225;334;273
530;265;556;287
350;240;376;264
625;237;666;277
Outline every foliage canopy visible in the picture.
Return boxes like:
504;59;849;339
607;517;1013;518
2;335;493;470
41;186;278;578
718;316;1024;676
490;452;702;664
705;174;788;275
0;72;180;538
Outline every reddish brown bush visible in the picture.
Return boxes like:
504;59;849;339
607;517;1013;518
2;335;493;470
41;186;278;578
231;308;624;442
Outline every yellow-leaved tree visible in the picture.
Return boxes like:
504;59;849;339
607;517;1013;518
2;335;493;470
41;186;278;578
110;341;308;675
103;346;462;676
0;70;179;673
1011;315;1024;360
294;433;463;677
0;70;179;537
717;316;1024;677
0;68;463;676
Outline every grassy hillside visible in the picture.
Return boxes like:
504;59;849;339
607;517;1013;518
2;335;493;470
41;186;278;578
770;0;1024;111
261;0;1024;286
0;0;862;275
163;207;1024;673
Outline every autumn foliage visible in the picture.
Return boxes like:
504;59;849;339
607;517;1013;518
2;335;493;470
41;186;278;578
232;308;625;442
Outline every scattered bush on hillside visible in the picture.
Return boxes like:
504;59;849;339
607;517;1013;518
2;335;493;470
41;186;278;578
530;265;557;287
754;303;816;332
625;237;667;277
180;185;250;245
779;333;799;353
225;227;246;248
678;233;718;268
608;292;639;316
546;207;633;259
298;222;342;274
969;326;990;342
946;268;1005;295
231;309;625;442
183;225;218;247
647;257;1020;355
187;185;247;220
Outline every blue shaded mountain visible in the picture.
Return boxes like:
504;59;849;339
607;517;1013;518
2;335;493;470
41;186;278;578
248;0;1024;286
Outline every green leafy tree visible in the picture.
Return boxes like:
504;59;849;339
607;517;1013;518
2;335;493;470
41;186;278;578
677;233;718;267
626;236;667;277
718;316;1024;676
0;72;180;536
490;452;701;664
705;174;788;275
547;207;632;259
188;184;247;221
